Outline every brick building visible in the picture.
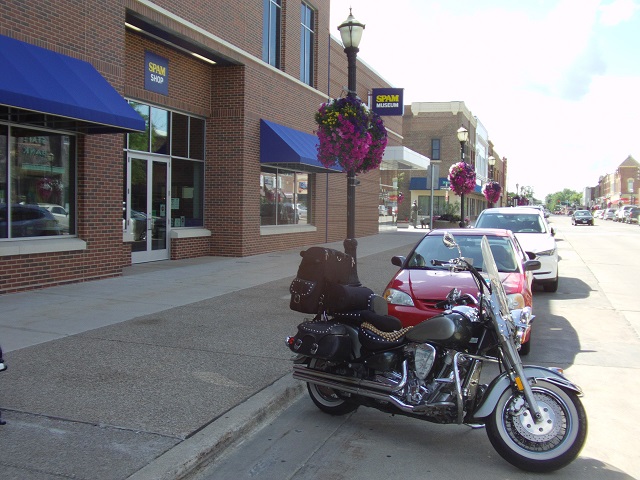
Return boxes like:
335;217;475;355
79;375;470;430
593;155;639;208
1;0;409;293
397;101;508;223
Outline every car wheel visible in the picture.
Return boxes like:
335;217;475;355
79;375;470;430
543;274;559;293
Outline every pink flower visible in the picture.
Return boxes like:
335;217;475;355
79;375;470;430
448;162;476;196
482;181;502;203
315;96;387;174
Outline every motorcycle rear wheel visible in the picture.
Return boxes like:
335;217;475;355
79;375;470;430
306;359;358;415
485;380;587;472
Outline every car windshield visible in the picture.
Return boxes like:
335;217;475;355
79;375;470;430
475;212;546;234
406;234;520;273
574;211;590;217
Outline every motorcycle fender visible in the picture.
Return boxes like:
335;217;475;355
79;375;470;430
471;365;583;421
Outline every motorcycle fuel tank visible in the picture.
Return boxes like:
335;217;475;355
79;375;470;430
406;310;481;348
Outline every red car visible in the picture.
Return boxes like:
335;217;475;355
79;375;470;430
383;228;540;354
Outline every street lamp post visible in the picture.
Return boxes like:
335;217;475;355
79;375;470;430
429;160;441;230
337;9;365;283
457;126;469;227
487;155;495;207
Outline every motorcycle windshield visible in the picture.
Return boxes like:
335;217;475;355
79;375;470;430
481;235;511;320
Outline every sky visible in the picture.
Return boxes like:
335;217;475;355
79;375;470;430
329;0;640;200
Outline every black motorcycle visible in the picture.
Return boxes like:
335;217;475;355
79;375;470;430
286;233;587;472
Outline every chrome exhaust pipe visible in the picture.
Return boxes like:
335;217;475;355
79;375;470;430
293;360;408;394
293;361;428;414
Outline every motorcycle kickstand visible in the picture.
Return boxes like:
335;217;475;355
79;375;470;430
463;422;485;429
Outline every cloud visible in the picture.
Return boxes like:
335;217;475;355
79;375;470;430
558;39;607;100
599;0;639;26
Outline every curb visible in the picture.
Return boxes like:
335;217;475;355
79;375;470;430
127;374;305;480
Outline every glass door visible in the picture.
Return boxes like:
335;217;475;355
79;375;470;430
128;155;170;263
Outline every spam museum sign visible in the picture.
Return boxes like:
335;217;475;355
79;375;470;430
145;51;169;95
371;88;403;116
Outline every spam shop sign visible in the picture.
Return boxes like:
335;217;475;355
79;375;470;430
145;51;168;95
371;88;403;116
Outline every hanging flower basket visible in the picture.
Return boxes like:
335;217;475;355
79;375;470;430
482;181;502;204
315;96;388;174
448;162;476;196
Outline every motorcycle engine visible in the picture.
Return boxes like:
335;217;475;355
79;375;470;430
402;343;437;405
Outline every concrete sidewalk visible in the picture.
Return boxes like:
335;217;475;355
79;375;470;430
0;229;424;480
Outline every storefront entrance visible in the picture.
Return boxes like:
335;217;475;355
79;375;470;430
127;154;170;263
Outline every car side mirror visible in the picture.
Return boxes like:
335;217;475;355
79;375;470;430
550;227;555;236
524;259;541;271
391;255;405;267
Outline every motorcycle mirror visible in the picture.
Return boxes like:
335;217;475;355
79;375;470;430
442;232;463;258
443;232;457;249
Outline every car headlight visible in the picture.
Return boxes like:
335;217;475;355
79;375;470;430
383;288;415;307
506;293;525;310
536;247;556;256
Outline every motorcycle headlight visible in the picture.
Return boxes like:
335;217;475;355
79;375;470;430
383;288;415;307
506;293;525;310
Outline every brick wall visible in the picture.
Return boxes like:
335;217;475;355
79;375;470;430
0;0;399;293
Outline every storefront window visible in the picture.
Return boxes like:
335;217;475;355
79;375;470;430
260;167;310;226
125;102;205;231
127;102;150;152
190;117;205;160
151;107;169;154
1;125;75;238
0;125;6;207
172;113;189;158
171;158;203;227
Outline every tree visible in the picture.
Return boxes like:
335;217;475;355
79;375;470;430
545;189;582;210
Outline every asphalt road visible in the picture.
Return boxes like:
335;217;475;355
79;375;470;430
193;215;640;480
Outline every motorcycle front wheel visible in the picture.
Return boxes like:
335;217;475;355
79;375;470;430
306;358;358;416
485;380;587;472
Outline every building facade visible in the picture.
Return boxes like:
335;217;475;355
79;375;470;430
593;155;639;208
0;0;404;293
398;101;507;223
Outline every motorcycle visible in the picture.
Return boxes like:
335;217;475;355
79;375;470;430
286;233;587;472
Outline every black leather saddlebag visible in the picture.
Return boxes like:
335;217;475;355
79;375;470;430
289;247;355;314
289;277;324;315
324;283;374;314
288;321;351;361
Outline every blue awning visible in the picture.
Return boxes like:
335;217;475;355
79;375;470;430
0;34;144;134
260;119;341;173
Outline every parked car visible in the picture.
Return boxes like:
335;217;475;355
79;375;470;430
378;205;387;216
383;228;540;354
603;208;616;220
571;209;594;226
517;204;550;218
614;205;634;222
474;207;559;292
623;206;640;224
38;203;70;232
0;204;63;238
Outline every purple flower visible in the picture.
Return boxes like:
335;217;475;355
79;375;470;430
315;96;388;174
448;162;476;196
482;181;502;203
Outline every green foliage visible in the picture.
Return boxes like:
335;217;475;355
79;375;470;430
545;189;582;210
